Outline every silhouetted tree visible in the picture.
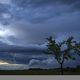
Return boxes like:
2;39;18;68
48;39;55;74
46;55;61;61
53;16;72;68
74;42;80;56
46;36;79;75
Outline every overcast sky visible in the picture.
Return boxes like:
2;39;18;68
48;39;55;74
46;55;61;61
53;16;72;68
0;0;80;68
0;0;80;47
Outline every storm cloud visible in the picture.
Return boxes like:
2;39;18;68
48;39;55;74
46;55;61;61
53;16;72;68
0;0;79;51
0;0;80;45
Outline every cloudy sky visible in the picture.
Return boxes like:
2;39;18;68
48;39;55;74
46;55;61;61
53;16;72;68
0;0;80;46
0;0;80;69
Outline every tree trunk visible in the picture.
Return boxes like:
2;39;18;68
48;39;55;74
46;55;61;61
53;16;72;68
60;63;64;75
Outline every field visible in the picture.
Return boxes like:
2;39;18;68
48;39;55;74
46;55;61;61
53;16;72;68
0;67;80;75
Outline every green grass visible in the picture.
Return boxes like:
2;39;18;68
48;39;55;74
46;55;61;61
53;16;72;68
0;67;80;75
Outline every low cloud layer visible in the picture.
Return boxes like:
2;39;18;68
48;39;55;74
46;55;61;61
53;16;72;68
0;52;80;69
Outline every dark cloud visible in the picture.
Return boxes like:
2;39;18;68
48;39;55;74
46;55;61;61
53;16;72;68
0;0;80;25
0;34;79;69
0;0;79;69
12;0;80;8
0;3;12;25
0;3;9;13
11;0;80;14
0;0;80;46
8;11;80;44
6;3;80;44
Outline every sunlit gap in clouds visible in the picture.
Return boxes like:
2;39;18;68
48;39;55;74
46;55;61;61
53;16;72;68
0;60;29;70
0;60;9;65
0;24;16;45
0;25;15;38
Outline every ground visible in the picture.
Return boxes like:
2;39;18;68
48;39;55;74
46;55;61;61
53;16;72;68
0;67;80;75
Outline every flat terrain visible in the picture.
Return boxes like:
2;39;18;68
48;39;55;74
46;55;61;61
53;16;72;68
0;67;80;75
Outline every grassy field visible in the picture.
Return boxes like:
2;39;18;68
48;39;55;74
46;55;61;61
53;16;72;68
0;67;80;75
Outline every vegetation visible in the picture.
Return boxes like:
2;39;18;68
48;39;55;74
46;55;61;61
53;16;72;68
0;67;80;75
46;36;80;75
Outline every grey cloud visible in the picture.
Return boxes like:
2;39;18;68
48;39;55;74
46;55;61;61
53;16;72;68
7;0;80;24
28;58;59;69
0;3;12;25
0;40;79;68
11;0;80;12
12;0;80;8
0;0;11;4
0;0;79;69
0;0;79;24
11;11;80;44
0;3;9;13
0;0;80;44
28;56;80;68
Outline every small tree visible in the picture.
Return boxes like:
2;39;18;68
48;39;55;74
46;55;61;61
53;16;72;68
74;42;80;56
46;36;77;75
